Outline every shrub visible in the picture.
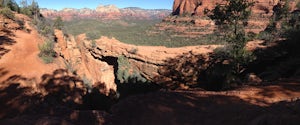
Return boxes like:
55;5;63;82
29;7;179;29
82;75;93;93
38;40;55;63
63;59;77;75
53;16;63;30
247;32;257;41
116;55;147;84
16;19;25;29
19;0;40;18
0;7;15;20
203;46;255;90
91;40;96;48
117;56;131;83
0;0;19;12
39;55;54;64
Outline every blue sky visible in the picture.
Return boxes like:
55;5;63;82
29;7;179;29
15;0;174;10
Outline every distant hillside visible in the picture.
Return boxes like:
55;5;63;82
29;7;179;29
40;5;172;21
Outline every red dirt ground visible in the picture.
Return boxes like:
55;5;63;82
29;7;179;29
0;19;59;84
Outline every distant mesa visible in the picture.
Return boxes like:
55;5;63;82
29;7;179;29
40;4;172;21
96;4;120;13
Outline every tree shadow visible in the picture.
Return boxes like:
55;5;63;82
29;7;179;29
0;69;116;125
248;8;300;81
0;29;15;37
156;43;300;97
156;51;239;91
0;68;9;79
154;52;208;90
0;29;16;58
117;76;161;99
107;91;300;125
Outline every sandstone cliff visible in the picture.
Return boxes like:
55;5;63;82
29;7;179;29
54;29;220;93
152;0;298;42
172;0;222;16
172;0;298;16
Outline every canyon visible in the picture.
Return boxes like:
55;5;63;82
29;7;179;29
1;0;300;124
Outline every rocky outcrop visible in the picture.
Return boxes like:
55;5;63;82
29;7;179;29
172;0;222;16
40;5;171;21
54;31;117;95
154;0;299;41
172;0;298;16
55;30;220;93
85;36;220;81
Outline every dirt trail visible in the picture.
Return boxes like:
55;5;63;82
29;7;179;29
0;21;58;83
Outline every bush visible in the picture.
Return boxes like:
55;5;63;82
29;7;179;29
203;46;255;90
247;32;257;41
0;0;20;12
38;40;55;63
16;19;25;29
117;56;131;83
53;16;63;30
91;40;96;48
82;75;93;93
64;59;78;74
117;55;147;84
19;0;40;18
0;7;15;20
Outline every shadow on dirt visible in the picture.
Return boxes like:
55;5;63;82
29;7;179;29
156;27;300;91
0;69;116;125
0;29;16;58
0;65;300;125
107;91;300;125
0;68;9;79
117;77;161;99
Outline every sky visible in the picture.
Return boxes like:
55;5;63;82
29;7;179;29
15;0;174;10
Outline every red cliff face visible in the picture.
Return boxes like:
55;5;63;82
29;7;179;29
154;0;298;41
172;0;222;16
172;0;297;16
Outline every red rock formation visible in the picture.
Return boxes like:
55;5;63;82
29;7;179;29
172;0;222;16
40;5;171;21
172;0;297;16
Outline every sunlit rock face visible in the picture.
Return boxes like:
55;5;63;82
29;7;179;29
172;0;297;16
40;5;171;21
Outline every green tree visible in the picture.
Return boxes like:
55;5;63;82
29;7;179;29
53;16;63;30
19;0;40;18
273;0;290;21
0;0;19;12
208;0;254;39
0;7;15;20
206;0;255;87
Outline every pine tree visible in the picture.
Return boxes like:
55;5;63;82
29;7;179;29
207;0;256;84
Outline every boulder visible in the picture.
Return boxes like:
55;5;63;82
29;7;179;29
247;73;263;84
